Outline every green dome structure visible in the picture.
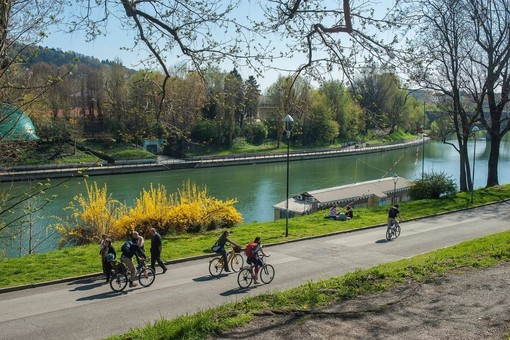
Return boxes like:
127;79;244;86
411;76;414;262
0;103;39;141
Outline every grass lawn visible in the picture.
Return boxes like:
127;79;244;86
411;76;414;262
1;185;509;289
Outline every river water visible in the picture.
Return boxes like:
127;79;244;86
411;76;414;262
2;140;510;257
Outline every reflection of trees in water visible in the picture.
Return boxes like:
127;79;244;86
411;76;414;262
1;194;59;258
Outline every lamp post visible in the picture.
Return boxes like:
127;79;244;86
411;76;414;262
283;114;294;237
392;174;399;204
421;100;426;180
471;126;480;203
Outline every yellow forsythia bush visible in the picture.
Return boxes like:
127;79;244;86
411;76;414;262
56;181;121;246
58;180;244;245
111;184;175;238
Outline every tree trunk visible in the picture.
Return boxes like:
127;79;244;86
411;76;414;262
487;134;500;187
458;138;470;192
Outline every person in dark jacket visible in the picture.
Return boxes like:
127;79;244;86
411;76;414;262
101;238;116;283
212;231;239;272
345;205;353;220
120;238;146;287
149;228;167;274
387;203;401;230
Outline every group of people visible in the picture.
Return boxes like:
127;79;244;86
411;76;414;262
100;204;401;286
327;204;354;221
99;228;168;287
212;231;268;284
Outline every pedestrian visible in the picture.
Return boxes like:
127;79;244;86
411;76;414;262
149;228;167;274
132;230;145;251
102;238;116;283
99;234;109;280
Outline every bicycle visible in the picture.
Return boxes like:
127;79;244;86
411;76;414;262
237;254;275;288
109;258;155;292
386;220;402;241
209;245;244;277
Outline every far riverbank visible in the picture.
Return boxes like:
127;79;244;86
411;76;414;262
0;139;426;182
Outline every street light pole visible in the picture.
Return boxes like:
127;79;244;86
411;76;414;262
471;126;480;203
422;101;426;180
283;114;294;237
392;174;399;204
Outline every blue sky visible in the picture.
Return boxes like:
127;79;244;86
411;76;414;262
42;1;394;92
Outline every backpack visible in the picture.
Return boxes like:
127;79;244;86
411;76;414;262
245;242;258;257
121;241;132;254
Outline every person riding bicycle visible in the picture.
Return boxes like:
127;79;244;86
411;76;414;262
387;203;401;231
212;231;240;272
120;237;146;287
245;236;269;284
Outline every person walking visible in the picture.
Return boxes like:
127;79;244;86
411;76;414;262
101;238;116;283
149;228;167;274
132;231;145;251
99;234;109;282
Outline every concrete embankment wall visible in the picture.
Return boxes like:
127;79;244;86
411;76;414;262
0;139;425;182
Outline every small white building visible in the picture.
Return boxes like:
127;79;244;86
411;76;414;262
143;139;165;154
273;177;414;220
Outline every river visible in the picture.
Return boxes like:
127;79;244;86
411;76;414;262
2;139;510;257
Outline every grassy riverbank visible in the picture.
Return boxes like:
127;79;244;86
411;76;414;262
2;130;418;167
1;185;509;289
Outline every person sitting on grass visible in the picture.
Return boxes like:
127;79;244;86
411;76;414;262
345;205;353;220
326;204;339;219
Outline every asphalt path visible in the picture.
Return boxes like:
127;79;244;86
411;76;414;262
1;202;509;340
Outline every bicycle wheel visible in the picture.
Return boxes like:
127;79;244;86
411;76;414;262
230;253;244;272
209;257;223;277
386;228;393;241
138;267;156;287
259;264;275;284
110;272;128;292
394;225;401;238
237;268;253;288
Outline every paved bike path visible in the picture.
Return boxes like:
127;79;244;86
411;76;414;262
0;202;509;340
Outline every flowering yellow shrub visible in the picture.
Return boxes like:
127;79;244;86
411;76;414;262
113;181;242;237
56;181;121;246
111;184;175;237
58;180;243;245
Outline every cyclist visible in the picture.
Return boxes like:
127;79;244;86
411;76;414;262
387;203;401;231
120;238;146;287
245;236;269;284
212;231;240;272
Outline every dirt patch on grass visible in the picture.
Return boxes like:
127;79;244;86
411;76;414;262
217;263;510;339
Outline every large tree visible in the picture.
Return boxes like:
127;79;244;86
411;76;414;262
403;0;477;192
464;0;510;187
403;0;510;190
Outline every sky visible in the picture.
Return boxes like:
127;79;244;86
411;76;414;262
41;1;394;92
